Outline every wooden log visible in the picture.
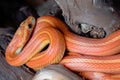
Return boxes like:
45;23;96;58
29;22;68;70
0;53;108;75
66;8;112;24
0;51;34;80
55;0;120;38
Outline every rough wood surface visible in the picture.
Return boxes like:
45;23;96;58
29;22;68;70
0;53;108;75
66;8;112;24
0;52;34;80
35;0;62;18
55;0;120;38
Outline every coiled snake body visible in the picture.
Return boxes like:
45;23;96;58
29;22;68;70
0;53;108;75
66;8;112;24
5;16;120;79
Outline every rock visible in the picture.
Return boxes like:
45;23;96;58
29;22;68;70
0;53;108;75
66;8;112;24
32;64;83;80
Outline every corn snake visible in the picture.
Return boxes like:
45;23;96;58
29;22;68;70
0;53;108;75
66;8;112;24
5;16;65;70
5;16;120;79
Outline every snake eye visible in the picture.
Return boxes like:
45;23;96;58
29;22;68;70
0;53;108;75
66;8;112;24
27;16;36;29
28;24;32;29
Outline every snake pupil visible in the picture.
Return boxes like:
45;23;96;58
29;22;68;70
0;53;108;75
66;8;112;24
28;24;32;29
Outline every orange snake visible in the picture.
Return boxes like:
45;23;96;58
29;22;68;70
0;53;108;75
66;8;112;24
5;16;120;79
5;16;65;70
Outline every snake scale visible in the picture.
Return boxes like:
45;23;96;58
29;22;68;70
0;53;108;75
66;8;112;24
5;16;120;80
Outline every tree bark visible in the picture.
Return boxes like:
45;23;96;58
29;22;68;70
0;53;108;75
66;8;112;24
55;0;120;38
0;51;34;80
